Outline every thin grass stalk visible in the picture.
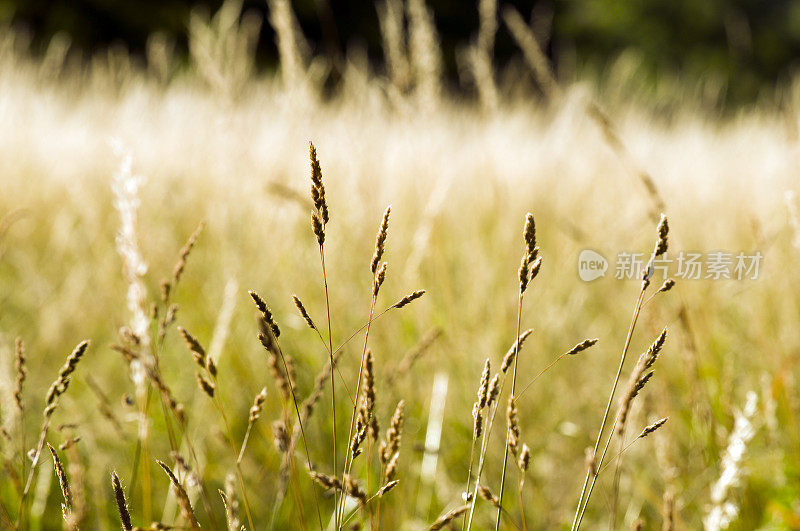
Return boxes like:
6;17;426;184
466;373;507;529
319;244;340;529
209;385;257;531
571;288;646;530
337;279;379;528
495;293;524;530
270;332;324;530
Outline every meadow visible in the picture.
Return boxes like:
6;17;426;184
0;1;799;529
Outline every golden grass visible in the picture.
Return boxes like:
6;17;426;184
0;1;798;528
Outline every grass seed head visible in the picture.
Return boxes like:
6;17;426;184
111;472;132;531
566;338;599;356
502;328;533;372
371;206;391;273
292;294;316;329
394;289;425;309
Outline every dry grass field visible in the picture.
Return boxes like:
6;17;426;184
0;1;799;529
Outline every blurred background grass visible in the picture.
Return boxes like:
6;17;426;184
0;0;799;529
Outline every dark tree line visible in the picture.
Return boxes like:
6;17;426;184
6;0;800;104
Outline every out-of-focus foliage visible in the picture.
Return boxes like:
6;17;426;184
4;0;800;105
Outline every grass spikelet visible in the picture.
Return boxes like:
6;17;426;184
639;417;669;439
20;339;91;513
371;206;391;274
158;461;200;529
523;212;536;256
172;222;204;286
378;479;399;497
14;337;26;411
48;444;73;517
384;451;400;481
373;261;388;297
219;473;241;531
249;387;267;423
393;289;426;309
178;327;206;368
656;279;675;294
195;372;215;398
472;402;484;439
45;340;89;414
312;211;325;246
501;328;533;373
518;444;531;472
344;474;368;505
430;505;470;530
111;471;133;531
477;358;490;408
292;294;316;329
380;399;405;465
654;214;669;257
273;420;289;453
566;338;599;356
487;373;501;406
363;350;378;439
643;328;668;370
616;371;654;436
506;395;520;456
308;141;329;224
478;485;501;509
249;290;281;337
309;470;342;491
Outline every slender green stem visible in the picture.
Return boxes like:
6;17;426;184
466;372;508;529
571;287;646;530
338;286;378;528
319;244;339;530
272;337;325;530
495;292;524;530
460;436;479;531
609;424;627;529
212;391;256;531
